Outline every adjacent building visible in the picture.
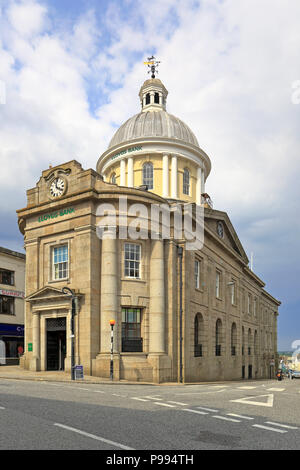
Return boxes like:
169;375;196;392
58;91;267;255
0;247;25;364
16;76;280;382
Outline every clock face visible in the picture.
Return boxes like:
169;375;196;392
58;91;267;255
50;177;66;198
217;221;224;238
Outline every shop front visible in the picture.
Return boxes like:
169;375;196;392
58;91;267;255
0;323;24;365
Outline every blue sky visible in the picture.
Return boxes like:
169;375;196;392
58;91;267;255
0;0;299;350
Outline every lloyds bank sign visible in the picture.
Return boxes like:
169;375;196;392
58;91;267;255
110;146;142;161
38;207;75;223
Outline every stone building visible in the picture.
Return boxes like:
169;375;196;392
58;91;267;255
17;76;280;382
0;246;25;364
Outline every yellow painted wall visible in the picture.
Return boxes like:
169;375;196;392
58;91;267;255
104;154;199;203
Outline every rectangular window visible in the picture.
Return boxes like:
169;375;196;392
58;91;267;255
0;269;14;286
216;271;221;298
52;245;68;280
195;260;200;289
253;298;257;316
248;294;252;314
124;243;141;279
122;307;142;352
0;295;15;315
230;282;235;305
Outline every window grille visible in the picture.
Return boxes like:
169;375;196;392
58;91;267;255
183;168;190;195
142;163;153;189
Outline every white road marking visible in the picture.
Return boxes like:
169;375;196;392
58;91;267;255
252;424;287;434
212;415;240;423
167;401;188;406
131;397;149;402
54;423;134;450
184;409;209;415
265;421;298;430
112;394;125;397
230;394;274;407
0;406;5;409
154;402;175;408
227;413;254;420
267;388;285;392
91;390;105;394
237;386;257;390
144;396;162;400
197;406;219;412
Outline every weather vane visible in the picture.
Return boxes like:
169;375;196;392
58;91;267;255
144;55;161;78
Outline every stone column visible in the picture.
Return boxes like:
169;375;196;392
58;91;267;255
196;166;203;205
162;155;169;198
30;312;40;371
100;229;118;353
149;239;165;353
127;157;134;187
120;159;126;186
171;155;178;199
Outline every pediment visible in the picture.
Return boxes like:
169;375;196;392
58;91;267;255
204;209;249;263
26;286;71;302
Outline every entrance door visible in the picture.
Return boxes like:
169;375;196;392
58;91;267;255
46;318;66;371
248;364;252;379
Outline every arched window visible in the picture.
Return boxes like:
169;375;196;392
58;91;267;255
216;319;222;356
145;93;150;105
154;92;159;104
231;323;237;356
183;168;190;195
254;330;258;355
143;162;153;189
242;326;245;355
194;313;204;357
248;328;252;355
110;173;116;184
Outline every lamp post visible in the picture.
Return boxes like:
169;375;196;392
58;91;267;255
110;319;116;381
177;246;183;384
62;287;76;380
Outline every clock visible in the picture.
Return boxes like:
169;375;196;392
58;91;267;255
49;177;66;198
217;221;224;238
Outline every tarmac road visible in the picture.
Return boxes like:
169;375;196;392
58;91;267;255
0;373;299;451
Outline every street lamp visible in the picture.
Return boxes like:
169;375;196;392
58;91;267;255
109;320;116;381
62;287;76;380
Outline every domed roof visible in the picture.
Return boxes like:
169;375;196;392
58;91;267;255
108;110;199;149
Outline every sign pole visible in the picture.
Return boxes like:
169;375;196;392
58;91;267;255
110;320;115;381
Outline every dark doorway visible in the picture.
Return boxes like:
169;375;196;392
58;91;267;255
248;364;252;379
46;318;66;371
242;365;245;379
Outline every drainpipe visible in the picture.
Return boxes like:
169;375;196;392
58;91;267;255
178;246;183;383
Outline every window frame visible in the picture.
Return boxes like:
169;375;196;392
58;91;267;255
0;269;15;286
194;259;200;289
142;162;154;189
216;270;221;298
124;243;141;279
52;244;69;281
0;295;15;315
183;168;190;196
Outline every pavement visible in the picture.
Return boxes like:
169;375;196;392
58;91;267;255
0;365;131;384
0;364;232;386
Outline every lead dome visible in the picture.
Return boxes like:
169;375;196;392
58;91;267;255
97;77;211;204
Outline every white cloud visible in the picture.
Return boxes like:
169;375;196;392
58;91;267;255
0;0;299;320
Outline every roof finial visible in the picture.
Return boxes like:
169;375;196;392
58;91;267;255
144;55;161;78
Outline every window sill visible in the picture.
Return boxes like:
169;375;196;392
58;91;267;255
121;278;146;284
48;278;70;284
